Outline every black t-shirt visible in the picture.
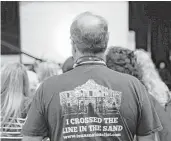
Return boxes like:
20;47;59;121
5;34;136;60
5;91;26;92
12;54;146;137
22;64;162;141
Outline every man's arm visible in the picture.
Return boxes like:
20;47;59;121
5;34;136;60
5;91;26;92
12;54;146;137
21;83;48;139
131;79;162;141
22;136;43;141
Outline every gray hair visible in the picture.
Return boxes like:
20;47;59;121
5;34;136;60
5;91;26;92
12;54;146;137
70;12;108;54
36;62;60;82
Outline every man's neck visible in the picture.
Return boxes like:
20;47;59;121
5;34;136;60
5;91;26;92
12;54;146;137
74;53;105;63
73;55;106;68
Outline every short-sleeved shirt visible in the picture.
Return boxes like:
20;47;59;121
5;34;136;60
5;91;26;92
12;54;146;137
149;95;171;141
22;64;162;141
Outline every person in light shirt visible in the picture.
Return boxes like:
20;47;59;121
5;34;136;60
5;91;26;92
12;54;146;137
1;63;31;140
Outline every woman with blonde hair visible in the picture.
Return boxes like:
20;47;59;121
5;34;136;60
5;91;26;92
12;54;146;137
1;63;30;139
134;49;170;107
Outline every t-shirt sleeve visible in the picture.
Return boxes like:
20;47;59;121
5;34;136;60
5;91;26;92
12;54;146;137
134;79;163;136
21;83;48;137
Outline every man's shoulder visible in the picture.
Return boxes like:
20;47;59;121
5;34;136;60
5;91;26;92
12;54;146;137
41;67;140;92
41;71;75;90
36;74;68;101
42;73;67;87
106;67;139;82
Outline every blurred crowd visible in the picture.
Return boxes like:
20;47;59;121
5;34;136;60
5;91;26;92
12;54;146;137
1;10;171;141
0;61;61;140
1;47;171;140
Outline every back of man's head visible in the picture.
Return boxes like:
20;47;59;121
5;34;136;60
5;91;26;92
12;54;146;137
70;12;109;54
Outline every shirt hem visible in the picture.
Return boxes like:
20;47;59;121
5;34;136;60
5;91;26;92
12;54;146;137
21;129;47;137
136;126;163;136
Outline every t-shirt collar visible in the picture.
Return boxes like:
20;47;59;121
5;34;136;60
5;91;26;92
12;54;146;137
73;56;106;68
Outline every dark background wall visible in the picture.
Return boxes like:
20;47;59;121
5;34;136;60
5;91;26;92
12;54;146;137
1;1;20;54
129;1;171;89
129;1;171;67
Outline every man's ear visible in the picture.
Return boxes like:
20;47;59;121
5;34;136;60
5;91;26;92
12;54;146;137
71;42;77;60
104;32;109;48
106;32;109;43
72;43;77;54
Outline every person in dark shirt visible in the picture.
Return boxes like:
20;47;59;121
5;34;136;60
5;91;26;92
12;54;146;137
62;56;74;73
22;12;162;141
106;46;171;141
158;61;171;91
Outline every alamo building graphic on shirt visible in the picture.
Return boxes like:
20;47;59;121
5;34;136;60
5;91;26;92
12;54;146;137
60;79;122;115
59;80;132;140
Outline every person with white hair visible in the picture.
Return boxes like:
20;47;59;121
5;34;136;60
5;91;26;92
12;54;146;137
22;12;162;141
36;62;61;82
134;49;171;107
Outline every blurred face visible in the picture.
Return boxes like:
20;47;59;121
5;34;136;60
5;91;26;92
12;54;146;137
27;71;39;97
159;62;165;69
30;81;38;95
29;80;38;98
